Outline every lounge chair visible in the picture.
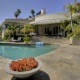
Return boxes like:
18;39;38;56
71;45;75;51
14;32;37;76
10;37;22;42
29;32;37;36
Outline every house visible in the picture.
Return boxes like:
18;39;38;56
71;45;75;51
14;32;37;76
30;9;80;36
1;9;80;39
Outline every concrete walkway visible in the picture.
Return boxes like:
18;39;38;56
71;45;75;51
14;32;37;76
0;43;80;80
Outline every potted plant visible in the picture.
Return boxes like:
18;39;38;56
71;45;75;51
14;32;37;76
4;57;42;78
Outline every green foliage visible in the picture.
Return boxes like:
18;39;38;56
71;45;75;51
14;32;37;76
21;24;35;34
76;2;80;12
23;36;31;42
73;25;80;34
4;34;9;40
67;24;80;38
4;22;23;40
4;28;14;40
60;20;69;31
65;21;78;31
0;26;2;31
67;33;73;38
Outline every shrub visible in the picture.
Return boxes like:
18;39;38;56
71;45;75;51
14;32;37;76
23;36;30;42
4;32;9;40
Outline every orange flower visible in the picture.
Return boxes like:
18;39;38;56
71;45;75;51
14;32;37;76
9;57;38;72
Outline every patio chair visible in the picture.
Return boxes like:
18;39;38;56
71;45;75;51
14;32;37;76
29;32;37;36
10;37;22;42
17;37;22;41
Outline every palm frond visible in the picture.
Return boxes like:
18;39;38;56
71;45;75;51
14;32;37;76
67;32;73;38
65;24;71;31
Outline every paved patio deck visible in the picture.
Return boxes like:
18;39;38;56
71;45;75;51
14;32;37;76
0;43;80;80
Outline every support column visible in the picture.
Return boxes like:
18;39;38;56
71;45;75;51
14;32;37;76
38;25;42;36
2;24;5;39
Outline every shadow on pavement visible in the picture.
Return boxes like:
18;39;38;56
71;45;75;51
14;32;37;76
11;70;50;80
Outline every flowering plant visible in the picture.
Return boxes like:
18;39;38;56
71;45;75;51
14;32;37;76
9;57;38;72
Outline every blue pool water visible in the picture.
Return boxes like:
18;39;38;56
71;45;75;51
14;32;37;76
0;44;59;60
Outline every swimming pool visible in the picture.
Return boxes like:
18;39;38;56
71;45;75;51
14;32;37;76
0;44;59;60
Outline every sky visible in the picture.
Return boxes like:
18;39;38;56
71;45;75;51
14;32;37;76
0;0;80;24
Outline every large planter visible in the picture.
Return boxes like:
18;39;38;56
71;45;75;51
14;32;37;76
69;37;80;45
69;37;73;45
4;59;42;78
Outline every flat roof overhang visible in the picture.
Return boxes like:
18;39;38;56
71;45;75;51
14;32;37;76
30;13;80;25
30;18;70;25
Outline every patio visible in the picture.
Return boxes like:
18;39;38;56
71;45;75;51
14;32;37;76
0;43;80;80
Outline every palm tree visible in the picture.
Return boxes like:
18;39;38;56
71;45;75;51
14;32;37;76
29;16;32;18
31;9;35;17
14;12;18;18
14;9;21;18
63;18;80;38
17;9;21;17
64;0;79;32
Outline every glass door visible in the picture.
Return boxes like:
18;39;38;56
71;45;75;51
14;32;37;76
45;28;49;35
53;26;58;36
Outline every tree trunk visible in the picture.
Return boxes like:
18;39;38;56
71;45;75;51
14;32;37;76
71;12;73;31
